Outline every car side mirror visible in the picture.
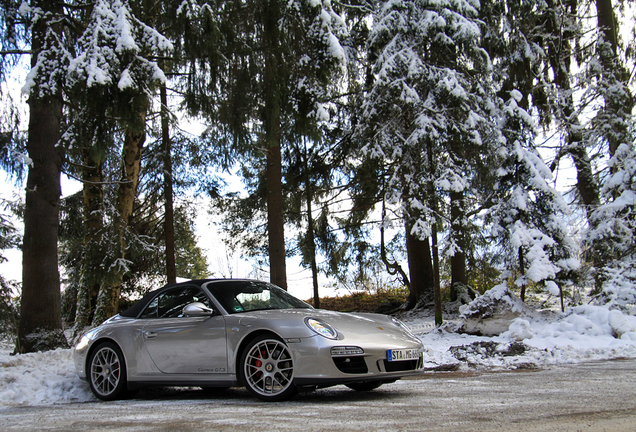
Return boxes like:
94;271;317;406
182;302;215;317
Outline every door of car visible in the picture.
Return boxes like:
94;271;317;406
139;285;228;374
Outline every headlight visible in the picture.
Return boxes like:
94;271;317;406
305;318;338;339
391;317;414;335
75;328;98;351
75;335;91;351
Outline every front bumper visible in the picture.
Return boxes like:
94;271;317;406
73;346;88;380
289;335;424;387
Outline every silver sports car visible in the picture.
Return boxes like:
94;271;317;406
74;279;424;401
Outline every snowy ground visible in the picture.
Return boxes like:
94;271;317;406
1;304;636;408
404;304;636;369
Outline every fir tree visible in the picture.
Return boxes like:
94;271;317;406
586;142;636;310
66;0;172;325
3;0;74;353
360;0;495;319
487;92;580;311
183;0;348;291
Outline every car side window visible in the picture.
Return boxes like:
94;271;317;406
139;286;212;319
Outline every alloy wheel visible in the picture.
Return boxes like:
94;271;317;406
242;337;295;401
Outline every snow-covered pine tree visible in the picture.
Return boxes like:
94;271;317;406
588;0;634;164
539;0;601;221
487;90;580;311
586;142;636;311
66;0;172;326
283;0;350;305
360;0;495;317
579;0;635;297
3;0;73;352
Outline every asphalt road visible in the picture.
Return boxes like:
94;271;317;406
2;359;635;431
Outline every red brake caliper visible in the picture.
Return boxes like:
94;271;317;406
255;349;267;368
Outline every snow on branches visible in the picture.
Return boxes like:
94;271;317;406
586;143;636;311
67;0;172;94
488;93;580;305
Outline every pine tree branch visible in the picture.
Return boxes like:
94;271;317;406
332;1;374;14
0;49;31;55
63;170;132;186
62;2;94;11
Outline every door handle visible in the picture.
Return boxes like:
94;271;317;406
144;331;157;339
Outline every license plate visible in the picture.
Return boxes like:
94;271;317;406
387;349;421;362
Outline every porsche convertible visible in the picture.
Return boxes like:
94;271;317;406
74;279;424;401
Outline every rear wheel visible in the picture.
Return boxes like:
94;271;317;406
88;342;128;401
346;381;384;392
240;335;296;402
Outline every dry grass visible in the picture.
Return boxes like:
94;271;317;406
307;288;409;313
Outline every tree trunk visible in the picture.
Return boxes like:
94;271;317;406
302;145;320;308
450;190;467;301
518;246;526;302
545;0;600;218
431;221;442;326
263;0;287;290
161;83;177;284
568;142;600;216
92;121;145;325
74;145;105;335
595;0;633;161
265;134;287;290
306;188;320;308
18;95;66;352
379;201;410;302
595;0;618;54
427;143;442;326
17;1;67;353
405;228;434;308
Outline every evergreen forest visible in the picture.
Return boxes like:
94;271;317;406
0;0;634;353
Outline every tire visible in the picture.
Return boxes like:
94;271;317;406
346;381;384;392
240;335;297;402
88;342;128;401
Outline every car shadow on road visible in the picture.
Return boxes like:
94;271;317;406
130;384;414;404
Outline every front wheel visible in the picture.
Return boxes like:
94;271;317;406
88;342;128;401
240;335;296;402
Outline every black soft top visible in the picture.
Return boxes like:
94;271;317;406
119;279;216;318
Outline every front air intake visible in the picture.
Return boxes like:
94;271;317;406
332;356;368;374
382;357;422;372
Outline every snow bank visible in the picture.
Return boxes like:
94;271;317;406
0;347;94;406
501;305;636;350
456;283;534;335
410;303;636;370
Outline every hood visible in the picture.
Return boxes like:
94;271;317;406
238;308;420;346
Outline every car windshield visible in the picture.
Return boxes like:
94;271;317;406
206;281;312;314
